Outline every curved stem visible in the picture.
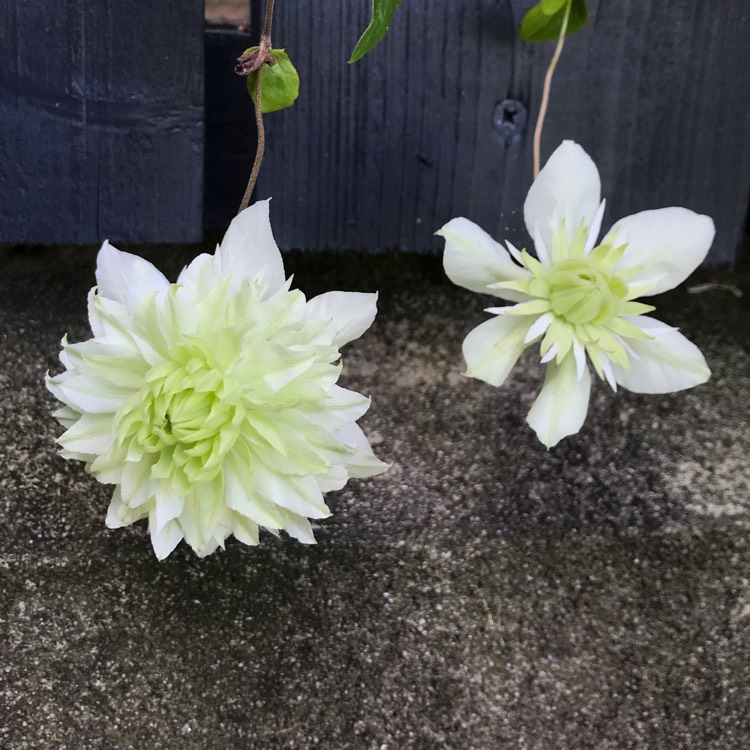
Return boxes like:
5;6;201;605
238;0;277;213
532;3;571;179
239;67;266;212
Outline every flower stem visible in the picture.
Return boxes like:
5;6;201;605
532;3;571;179
238;0;277;213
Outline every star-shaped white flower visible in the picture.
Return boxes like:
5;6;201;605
438;141;713;448
47;200;388;559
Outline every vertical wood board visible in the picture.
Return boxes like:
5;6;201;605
0;0;205;244
256;0;750;265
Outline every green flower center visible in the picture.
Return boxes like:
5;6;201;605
547;259;627;325
116;342;244;487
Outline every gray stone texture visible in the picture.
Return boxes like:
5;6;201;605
1;244;749;749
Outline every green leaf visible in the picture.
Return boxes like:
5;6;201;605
520;0;589;43
245;48;300;113
349;0;405;63
541;0;568;12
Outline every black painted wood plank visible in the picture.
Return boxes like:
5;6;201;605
255;0;749;265
204;26;257;230
0;0;204;244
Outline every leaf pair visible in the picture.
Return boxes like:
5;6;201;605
348;0;589;63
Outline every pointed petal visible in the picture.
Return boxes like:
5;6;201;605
584;199;606;255
153;484;185;533
607;208;714;296
306;291;378;348
254;465;331;519
573;339;587;380
105;487;148;528
149;518;184;560
278;509;317;544
524;312;555;343
437;218;531;302
527;354;591;449
176;252;220;298
231;513;260;546
610;316;711;393
223;460;285;529
463;315;531;387
315;464;350;492
217;199;286;297
540;340;558;364
335;423;389;478
57;413;114;456
96;241;169;310
532;224;552;267
524;141;601;253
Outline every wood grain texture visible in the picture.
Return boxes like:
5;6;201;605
0;0;204;244
256;0;750;265
204;26;257;230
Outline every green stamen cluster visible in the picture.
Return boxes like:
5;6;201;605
115;341;244;489
490;221;655;380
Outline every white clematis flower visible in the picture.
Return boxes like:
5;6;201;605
47;200;388;559
438;140;713;449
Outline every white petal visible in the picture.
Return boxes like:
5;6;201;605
254;466;331;519
303;385;371;430
56;413;114;456
437;218;530;303
96;241;169;310
153;484;185;533
506;241;524;264
217;199;286;297
306;291;378;348
573;339;587;381
532;224;551;267
462;315;532;387
278;509;317;544
335;423;389;478
524;312;554;343
176;252;220;297
51;372;130;414
610;316;710;393
540;340;558;364
607;208;714;295
105;487;148;529
315;464;350;492
120;459;155;507
600;357;618;392
584;199;606;255
223;460;285;529
527;354;591;449
524;140;601;253
231;513;260;546
149;517;184;560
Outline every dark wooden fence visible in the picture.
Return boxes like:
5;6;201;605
2;1;748;265
0;0;204;244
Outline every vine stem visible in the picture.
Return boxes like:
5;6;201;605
532;3;571;179
238;0;277;213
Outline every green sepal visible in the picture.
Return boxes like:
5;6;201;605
520;0;589;43
349;0;405;63
245;48;300;113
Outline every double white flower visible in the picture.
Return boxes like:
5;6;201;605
47;201;387;559
439;141;713;448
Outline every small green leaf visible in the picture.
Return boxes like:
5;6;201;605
349;0;405;63
520;0;589;43
540;0;568;13
245;48;300;113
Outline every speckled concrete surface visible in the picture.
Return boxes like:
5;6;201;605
1;245;749;749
